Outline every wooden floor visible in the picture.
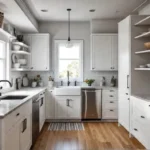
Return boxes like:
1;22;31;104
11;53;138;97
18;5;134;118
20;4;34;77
32;122;145;150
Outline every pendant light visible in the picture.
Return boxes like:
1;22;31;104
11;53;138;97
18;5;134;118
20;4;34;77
66;8;73;48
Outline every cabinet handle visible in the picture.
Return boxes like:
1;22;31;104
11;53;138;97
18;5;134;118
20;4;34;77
126;93;128;95
40;98;43;107
128;98;130;100
134;128;138;131
66;99;69;107
127;75;129;89
141;116;145;119
31;67;33;69
22;118;27;133
16;113;20;117
110;101;114;103
109;95;114;97
110;90;114;92
110;110;114;112
92;68;95;70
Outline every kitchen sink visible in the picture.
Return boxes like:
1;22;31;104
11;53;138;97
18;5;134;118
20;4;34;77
54;86;81;96
0;95;28;100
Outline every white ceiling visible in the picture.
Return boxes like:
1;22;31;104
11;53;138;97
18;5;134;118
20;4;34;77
25;0;146;21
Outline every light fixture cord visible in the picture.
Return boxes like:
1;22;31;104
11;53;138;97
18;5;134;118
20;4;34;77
68;10;70;41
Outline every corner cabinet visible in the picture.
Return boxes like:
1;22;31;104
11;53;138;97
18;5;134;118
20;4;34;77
24;34;50;71
91;34;118;71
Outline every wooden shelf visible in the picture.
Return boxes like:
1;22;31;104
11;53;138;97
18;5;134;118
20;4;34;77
135;50;150;54
0;28;16;39
135;31;150;39
135;68;150;71
135;16;150;26
11;68;30;71
12;42;29;49
11;51;31;55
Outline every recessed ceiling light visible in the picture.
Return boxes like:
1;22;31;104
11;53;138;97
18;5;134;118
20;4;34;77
89;9;96;12
41;9;48;12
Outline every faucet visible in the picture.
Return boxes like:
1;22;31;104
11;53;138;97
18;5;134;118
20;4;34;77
0;80;12;88
67;71;70;86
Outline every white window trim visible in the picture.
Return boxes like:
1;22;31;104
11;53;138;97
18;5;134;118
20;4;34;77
54;40;83;82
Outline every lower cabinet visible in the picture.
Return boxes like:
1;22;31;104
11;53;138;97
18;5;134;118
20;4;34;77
2;100;32;150
131;96;150;149
55;96;81;119
102;89;118;119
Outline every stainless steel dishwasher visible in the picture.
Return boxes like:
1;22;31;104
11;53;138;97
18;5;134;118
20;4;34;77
32;94;40;145
82;88;102;120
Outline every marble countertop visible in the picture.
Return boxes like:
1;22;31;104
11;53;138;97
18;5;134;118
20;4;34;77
131;94;150;102
0;87;47;119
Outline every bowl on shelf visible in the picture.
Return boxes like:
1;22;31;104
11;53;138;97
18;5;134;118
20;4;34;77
18;59;27;65
146;64;150;68
139;65;146;68
13;63;20;68
144;42;150;49
13;44;21;51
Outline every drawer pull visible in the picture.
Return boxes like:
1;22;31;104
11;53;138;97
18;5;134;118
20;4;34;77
110;110;114;112
134;128;138;131
110;101;114;103
141;116;145;119
128;98;130;100
16;113;20;116
126;93;128;95
109;95;114;97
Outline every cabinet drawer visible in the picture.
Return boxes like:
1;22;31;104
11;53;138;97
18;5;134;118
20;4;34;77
131;120;149;148
103;91;118;101
102;109;118;119
3;100;32;133
103;100;118;109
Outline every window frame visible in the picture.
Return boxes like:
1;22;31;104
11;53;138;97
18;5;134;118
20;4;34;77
55;40;83;82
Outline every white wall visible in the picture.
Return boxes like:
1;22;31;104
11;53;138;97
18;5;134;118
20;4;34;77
26;21;117;86
139;3;150;15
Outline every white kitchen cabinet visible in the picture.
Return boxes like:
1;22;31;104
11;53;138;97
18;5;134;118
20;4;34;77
102;89;118;120
45;90;55;119
91;34;118;71
39;93;46;131
24;34;50;71
4;123;20;150
118;17;130;131
55;96;81;119
19;115;32;150
131;96;150;149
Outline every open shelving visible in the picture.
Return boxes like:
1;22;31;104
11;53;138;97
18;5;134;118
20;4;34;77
12;42;29;49
11;51;31;55
11;68;30;71
135;31;150;39
0;28;16;39
135;50;150;54
135;68;150;71
135;16;150;26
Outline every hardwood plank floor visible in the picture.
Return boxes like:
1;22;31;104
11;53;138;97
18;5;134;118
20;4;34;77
32;122;145;150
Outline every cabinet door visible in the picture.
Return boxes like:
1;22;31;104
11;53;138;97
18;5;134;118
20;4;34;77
67;96;81;119
111;35;118;70
118;93;130;131
45;90;55;119
20;115;32;150
91;35;112;70
39;96;45;131
31;35;49;71
4;123;20;150
55;97;68;119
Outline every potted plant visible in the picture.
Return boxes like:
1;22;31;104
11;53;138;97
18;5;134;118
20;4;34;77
31;78;37;88
84;79;95;86
36;75;43;87
48;76;54;89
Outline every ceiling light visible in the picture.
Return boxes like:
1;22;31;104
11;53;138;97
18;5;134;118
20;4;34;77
41;9;48;12
89;9;96;12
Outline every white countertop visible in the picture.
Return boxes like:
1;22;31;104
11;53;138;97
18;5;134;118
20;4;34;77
131;94;150;102
0;87;47;118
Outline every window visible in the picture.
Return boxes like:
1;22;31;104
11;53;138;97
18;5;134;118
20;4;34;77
55;40;83;81
0;40;8;88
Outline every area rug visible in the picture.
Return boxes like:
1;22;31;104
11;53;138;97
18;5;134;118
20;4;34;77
48;123;84;131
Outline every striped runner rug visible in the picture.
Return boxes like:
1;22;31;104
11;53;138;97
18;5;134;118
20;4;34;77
48;123;84;131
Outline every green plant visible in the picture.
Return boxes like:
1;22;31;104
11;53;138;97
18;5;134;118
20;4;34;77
84;79;95;86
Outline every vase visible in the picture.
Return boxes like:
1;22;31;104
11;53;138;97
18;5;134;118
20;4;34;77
32;82;37;88
88;83;92;86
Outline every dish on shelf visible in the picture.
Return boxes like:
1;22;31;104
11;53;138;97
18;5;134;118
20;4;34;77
139;65;146;68
146;64;150;68
12;44;21;51
144;42;150;49
18;59;27;65
13;63;20;68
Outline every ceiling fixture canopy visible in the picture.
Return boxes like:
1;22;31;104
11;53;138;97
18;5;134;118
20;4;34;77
66;8;73;48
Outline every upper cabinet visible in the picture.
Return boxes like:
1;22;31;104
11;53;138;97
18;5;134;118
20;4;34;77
91;34;118;71
24;34;50;71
